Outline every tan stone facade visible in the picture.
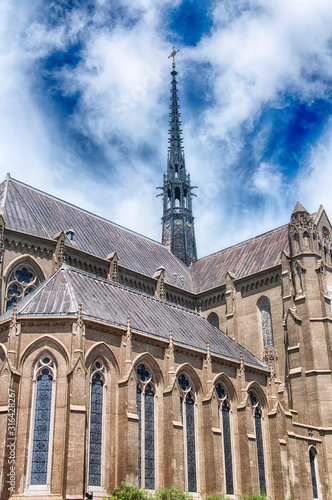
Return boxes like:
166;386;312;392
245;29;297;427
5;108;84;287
0;178;332;500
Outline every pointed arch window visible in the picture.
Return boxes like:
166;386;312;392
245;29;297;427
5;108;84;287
178;373;197;492
215;383;234;495
88;360;105;487
5;262;41;311
136;363;155;489
309;447;318;499
259;299;274;348
27;355;56;491
208;312;219;329
249;391;266;495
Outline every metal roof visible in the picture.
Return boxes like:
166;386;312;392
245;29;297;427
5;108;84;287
0;176;290;294
0;265;267;370
0;176;193;291
191;225;290;293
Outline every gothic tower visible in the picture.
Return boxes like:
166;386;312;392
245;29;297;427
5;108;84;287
159;49;197;266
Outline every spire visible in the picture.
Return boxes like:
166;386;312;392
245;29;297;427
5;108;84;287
292;201;309;215
158;48;197;266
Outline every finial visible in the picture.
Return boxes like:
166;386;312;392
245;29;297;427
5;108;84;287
77;304;83;328
10;304;17;330
239;351;245;377
126;317;132;339
168;46;179;71
206;341;211;362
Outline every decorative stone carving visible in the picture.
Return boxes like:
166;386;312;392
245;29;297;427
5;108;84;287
289;202;314;254
53;230;66;271
106;251;119;283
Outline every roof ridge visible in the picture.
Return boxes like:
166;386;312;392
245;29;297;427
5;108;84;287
193;223;289;264
63;265;80;312
0;173;10;215
8;176;174;250
10;178;52;238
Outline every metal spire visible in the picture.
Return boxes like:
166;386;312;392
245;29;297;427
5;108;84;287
157;48;198;266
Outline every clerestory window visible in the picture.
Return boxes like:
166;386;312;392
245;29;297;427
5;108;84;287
259;299;274;348
5;262;41;311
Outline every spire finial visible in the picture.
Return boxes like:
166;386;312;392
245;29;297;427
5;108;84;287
168;46;179;71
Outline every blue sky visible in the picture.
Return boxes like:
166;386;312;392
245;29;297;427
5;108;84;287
1;0;332;257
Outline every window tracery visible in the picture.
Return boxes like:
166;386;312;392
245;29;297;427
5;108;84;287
249;391;266;495
136;363;155;490
88;359;105;487
178;373;197;492
5;262;41;310
215;383;234;495
28;355;56;489
259;299;274;348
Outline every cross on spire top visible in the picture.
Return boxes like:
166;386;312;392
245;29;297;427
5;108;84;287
168;46;179;70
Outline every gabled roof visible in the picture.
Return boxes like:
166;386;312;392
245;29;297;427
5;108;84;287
0;176;193;291
0;175;290;295
0;265;267;370
191;225;290;293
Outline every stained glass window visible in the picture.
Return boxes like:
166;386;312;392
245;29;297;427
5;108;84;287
89;362;104;487
186;393;197;492
178;374;197;493
249;391;266;494
310;449;318;498
259;299;274;348
136;364;155;489
5;263;40;311
145;384;155;489
215;383;234;495
30;356;55;487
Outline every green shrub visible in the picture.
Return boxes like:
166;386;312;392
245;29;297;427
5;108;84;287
155;485;192;500
109;481;149;500
206;495;230;500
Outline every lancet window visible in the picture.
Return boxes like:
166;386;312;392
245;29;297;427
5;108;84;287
259;299;274;348
178;373;197;492
309;448;318;499
249;391;266;494
208;312;219;329
88;360;105;487
136;363;155;489
215;383;234;495
5;262;41;311
28;355;56;489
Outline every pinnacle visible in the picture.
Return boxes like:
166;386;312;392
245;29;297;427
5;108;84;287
292;201;309;215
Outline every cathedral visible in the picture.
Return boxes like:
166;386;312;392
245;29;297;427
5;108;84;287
0;54;332;500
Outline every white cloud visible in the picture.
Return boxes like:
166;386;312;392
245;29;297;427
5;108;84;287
1;0;332;258
252;162;283;196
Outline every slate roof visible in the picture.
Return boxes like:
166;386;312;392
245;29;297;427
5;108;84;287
0;175;290;294
0;265;267;370
0;176;193;291
191;225;290;293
